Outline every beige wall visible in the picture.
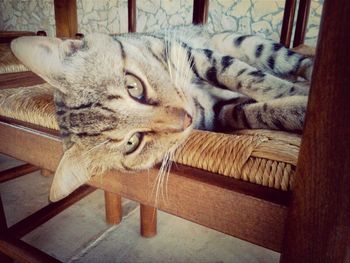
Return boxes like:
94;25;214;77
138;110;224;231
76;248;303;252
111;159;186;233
0;0;323;45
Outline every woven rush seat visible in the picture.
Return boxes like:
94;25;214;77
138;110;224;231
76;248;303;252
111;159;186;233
0;83;301;191
0;43;29;74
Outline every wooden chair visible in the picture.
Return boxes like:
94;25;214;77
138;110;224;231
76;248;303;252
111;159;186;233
0;0;349;262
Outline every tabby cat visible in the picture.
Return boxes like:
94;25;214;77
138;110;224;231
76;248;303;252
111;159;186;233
11;26;312;201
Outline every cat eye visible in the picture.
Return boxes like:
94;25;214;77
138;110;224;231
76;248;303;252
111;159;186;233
125;132;143;154
125;74;145;100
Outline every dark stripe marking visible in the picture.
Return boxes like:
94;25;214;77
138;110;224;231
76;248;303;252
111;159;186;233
289;86;296;94
287;49;295;57
272;119;286;131
237;68;247;76
221;56;234;72
267;56;275;70
145;42;167;70
212;97;243;131
58;124;69;131
256;111;269;127
185;46;203;81
121;162;132;171
255;44;264;58
56;110;66;115
76;132;101;138
234;35;249;47
193;98;206;129
263;103;268;112
203;49;213;60
272;43;283;52
291;56;308;75
205;66;229;90
206;67;219;84
55;100;66;108
70;102;93;110
114;38;126;59
107;95;122;100
253;78;265;84
60;131;70;137
101;106;116;113
232;103;251;129
274;93;284;99
248;70;266;78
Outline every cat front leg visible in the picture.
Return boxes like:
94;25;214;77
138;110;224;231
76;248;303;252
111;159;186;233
208;32;313;81
215;96;307;132
185;47;309;102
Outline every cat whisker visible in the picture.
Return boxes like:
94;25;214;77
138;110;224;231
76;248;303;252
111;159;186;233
152;150;170;206
162;154;173;202
153;143;178;207
164;146;177;199
160;151;171;203
162;143;180;202
164;30;192;106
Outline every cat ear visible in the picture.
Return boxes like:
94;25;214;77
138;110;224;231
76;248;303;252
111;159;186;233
11;36;83;93
49;145;91;202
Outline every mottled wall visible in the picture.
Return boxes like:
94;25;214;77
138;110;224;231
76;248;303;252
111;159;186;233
77;0;128;34
136;0;193;32
0;0;323;45
207;0;323;45
0;0;55;36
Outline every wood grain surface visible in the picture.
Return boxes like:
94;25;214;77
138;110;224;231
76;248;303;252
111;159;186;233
281;0;350;261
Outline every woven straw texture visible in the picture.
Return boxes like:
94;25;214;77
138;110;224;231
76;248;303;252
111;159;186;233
0;84;58;129
0;84;301;191
0;43;29;74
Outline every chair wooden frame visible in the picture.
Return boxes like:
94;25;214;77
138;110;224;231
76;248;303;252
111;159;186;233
1;0;349;262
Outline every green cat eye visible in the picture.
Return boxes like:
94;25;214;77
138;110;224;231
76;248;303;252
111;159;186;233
125;132;143;154
125;74;144;100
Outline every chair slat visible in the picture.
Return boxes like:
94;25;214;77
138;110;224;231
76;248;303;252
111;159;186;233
293;0;312;47
0;164;39;183
54;0;78;37
280;0;297;47
7;185;95;238
192;0;209;24
128;0;136;32
0;235;61;263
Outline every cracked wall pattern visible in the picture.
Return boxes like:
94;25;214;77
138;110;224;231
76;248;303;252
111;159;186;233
136;0;193;32
207;0;323;45
77;0;128;34
0;0;55;36
1;0;323;45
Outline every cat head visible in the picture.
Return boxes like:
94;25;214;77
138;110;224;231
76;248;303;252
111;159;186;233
11;34;195;201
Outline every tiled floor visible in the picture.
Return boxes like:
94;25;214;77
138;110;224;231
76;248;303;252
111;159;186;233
0;154;279;263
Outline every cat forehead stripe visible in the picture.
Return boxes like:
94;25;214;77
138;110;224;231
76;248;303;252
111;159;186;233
113;38;126;59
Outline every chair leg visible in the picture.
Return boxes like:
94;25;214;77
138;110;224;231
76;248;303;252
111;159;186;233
140;204;157;238
104;192;122;225
280;0;350;261
0;253;12;263
0;196;12;263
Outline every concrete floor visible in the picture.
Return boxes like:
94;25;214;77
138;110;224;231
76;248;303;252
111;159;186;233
0;154;280;263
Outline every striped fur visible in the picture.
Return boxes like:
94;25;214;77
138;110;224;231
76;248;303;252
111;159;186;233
11;25;312;200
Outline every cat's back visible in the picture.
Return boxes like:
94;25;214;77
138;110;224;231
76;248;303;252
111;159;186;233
119;25;211;49
155;25;211;48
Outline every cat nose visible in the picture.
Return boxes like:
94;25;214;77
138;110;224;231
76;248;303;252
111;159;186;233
183;112;193;129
